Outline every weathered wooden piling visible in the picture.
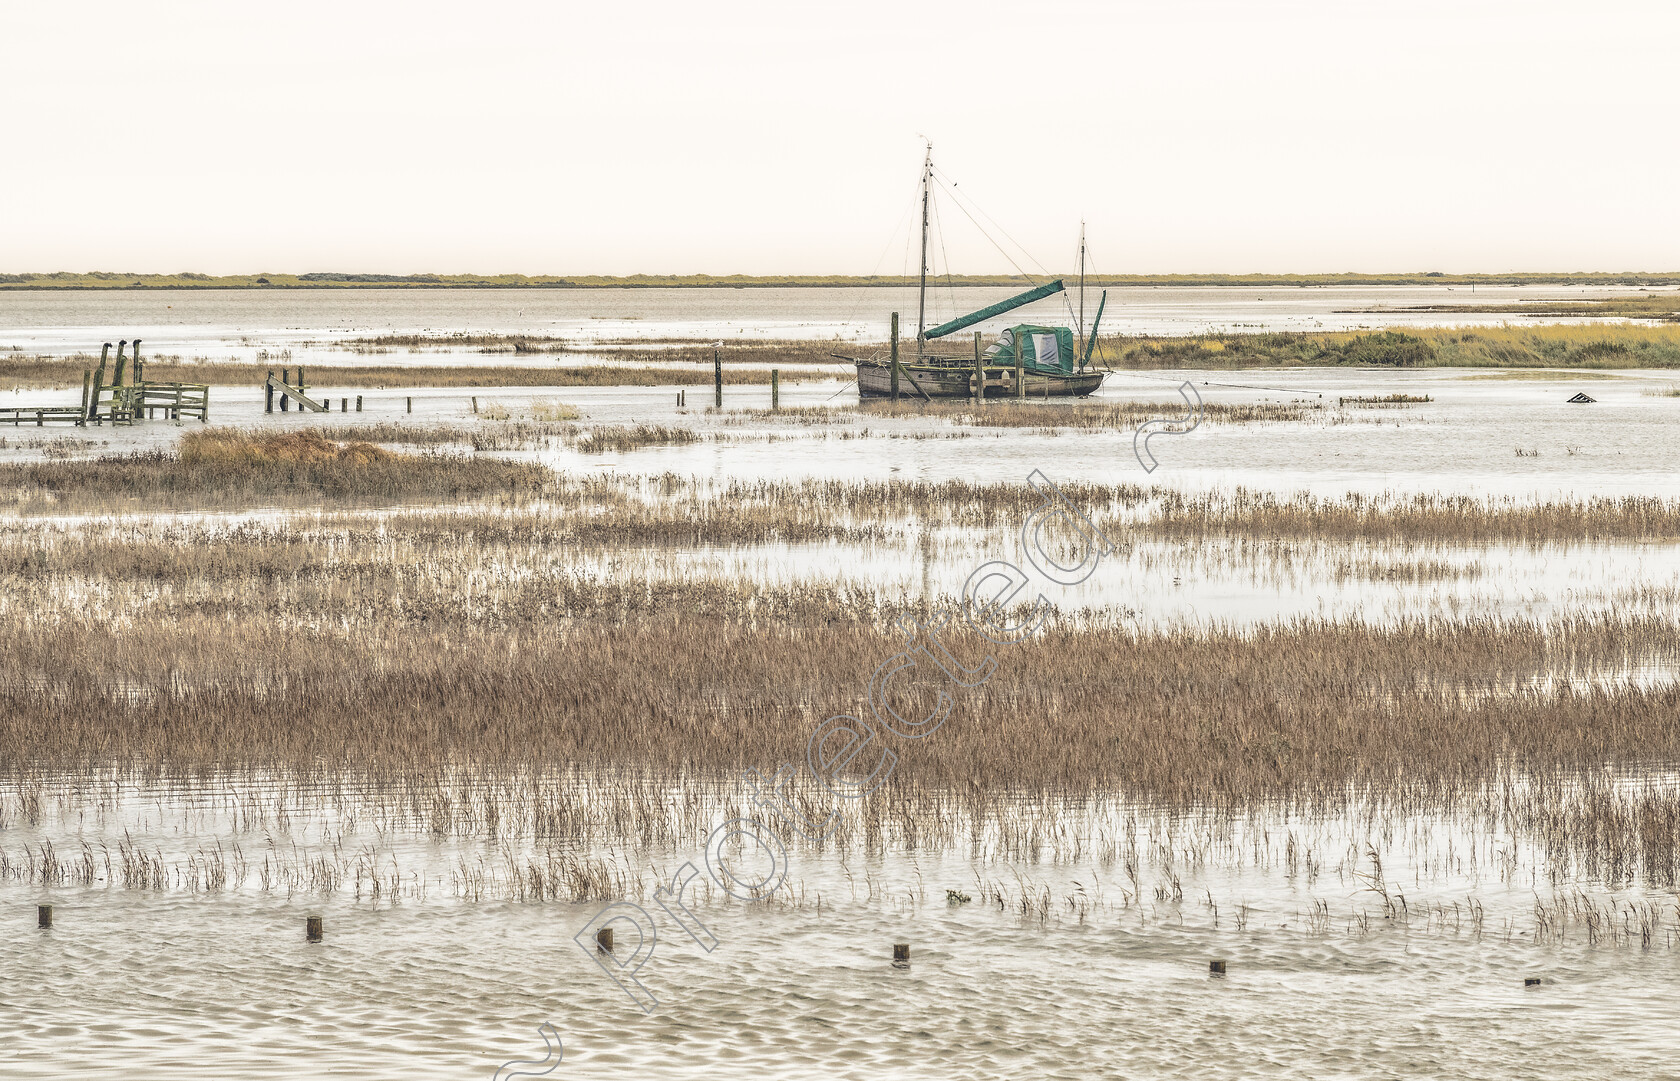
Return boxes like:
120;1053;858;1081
892;943;909;966
714;350;723;408
890;312;900;401
80;371;91;422
90;344;109;423
306;915;323;942
973;331;983;403
771;369;779;410
132;339;143;383
471;396;478;414
37;904;52;929
1209;960;1227;975
112;340;128;388
341;398;348;413
406;397;413;414
596;927;613;953
281;369;290;412
1525;977;1542;987
356;395;362;412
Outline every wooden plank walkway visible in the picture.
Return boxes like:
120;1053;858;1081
0;406;88;426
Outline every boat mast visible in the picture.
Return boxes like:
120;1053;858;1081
1075;223;1088;346
916;144;931;352
1078;221;1086;362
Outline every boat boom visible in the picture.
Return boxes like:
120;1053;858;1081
923;279;1065;340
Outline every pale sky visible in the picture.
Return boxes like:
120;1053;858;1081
3;0;1676;276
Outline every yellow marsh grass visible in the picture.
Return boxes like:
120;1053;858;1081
0;429;552;511
1149;489;1680;543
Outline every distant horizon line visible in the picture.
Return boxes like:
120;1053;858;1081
5;270;1680;290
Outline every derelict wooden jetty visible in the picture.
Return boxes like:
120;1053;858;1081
265;367;327;413
0;339;210;426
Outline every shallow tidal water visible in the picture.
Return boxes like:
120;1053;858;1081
4;779;1679;1081
4;290;1680;1077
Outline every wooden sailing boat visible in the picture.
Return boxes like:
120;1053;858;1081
855;148;1107;400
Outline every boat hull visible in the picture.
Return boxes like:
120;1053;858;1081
857;362;1104;400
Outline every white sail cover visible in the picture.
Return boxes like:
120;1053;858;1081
1032;332;1059;368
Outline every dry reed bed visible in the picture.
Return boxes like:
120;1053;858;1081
2;607;1680;895
12;438;1680;546
3;534;1679;803
0;429;555;511
1151;489;1680;543
4;449;1680;898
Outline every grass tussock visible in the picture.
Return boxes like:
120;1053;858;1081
0;428;552;511
574;425;700;454
179;429;391;466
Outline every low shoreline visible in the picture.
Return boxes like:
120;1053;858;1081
7;271;1680;290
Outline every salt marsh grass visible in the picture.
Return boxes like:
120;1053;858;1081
0;429;552;510
5;452;1680;918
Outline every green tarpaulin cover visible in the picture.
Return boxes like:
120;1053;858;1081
983;325;1076;373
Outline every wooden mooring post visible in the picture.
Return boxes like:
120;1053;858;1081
890;312;900;401
973;332;983;403
714;350;723;409
771;369;779;410
266;371;275;414
90;344;109;423
37;904;52;929
596;927;613;953
306;915;323;942
892;943;909;966
406;396;413;414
